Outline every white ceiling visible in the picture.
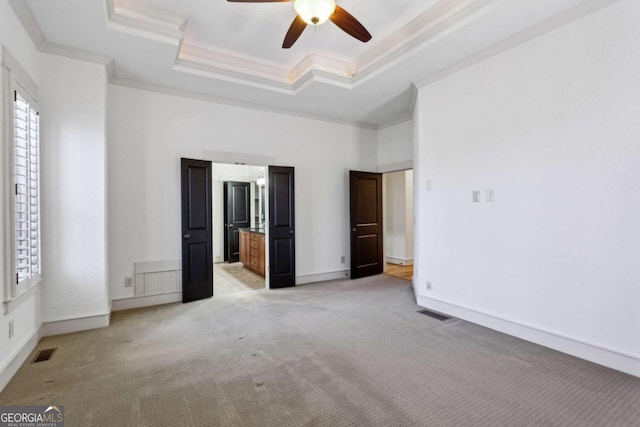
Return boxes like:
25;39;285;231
19;0;618;128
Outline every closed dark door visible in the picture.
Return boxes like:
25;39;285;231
223;181;250;263
181;158;213;303
268;166;295;288
350;171;383;279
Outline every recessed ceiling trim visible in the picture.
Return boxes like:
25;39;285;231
105;0;185;46
174;59;294;95
290;54;352;81
103;0;491;93
176;44;354;94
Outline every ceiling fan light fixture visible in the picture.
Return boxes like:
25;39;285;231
294;0;336;26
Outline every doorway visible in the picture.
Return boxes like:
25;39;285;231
213;164;267;295
181;159;296;301
383;169;414;281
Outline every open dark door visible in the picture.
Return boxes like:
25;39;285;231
181;158;213;303
223;181;250;263
350;171;383;279
268;166;295;288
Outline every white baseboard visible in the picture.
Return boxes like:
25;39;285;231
111;292;182;311
296;270;350;285
0;325;42;392
386;257;414;266
416;294;640;378
42;312;111;337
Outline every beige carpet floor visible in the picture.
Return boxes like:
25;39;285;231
1;275;639;426
214;262;264;296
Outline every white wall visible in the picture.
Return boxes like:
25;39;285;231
377;120;413;172
39;53;109;323
414;0;640;375
384;170;413;264
108;85;377;300
0;0;42;390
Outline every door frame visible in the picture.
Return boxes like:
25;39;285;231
205;154;274;290
380;166;414;276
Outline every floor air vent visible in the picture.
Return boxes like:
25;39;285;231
32;348;57;363
417;309;452;321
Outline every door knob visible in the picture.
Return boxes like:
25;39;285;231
289;230;294;234
351;228;356;232
184;233;191;239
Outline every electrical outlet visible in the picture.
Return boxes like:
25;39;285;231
9;320;14;338
340;256;345;264
426;281;432;291
124;277;133;288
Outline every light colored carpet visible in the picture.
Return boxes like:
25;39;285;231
214;262;264;296
1;275;639;426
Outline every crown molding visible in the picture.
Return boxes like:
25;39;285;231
8;0;46;49
41;42;113;66
110;76;378;130
376;113;413;131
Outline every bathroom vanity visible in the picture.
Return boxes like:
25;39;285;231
239;228;265;277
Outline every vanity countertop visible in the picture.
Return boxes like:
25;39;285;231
239;228;265;235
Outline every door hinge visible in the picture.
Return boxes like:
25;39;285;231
16;273;19;284
15;184;18;195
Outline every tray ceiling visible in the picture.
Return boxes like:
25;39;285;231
19;0;618;127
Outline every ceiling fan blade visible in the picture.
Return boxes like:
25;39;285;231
329;6;372;43
227;0;291;2
283;15;307;49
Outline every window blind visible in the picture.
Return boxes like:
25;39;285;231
13;91;40;287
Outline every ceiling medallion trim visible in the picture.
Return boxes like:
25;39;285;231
104;0;490;94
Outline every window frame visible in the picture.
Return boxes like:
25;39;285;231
2;47;41;303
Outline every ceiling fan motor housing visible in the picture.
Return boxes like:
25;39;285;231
294;0;336;26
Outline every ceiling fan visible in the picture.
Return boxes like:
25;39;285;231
227;0;372;48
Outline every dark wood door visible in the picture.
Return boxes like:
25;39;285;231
181;158;213;303
223;181;250;263
268;166;295;288
350;171;383;279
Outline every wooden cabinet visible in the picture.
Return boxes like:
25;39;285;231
239;231;250;266
258;234;265;277
239;230;265;277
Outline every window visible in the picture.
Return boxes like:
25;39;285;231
2;47;41;302
12;90;41;294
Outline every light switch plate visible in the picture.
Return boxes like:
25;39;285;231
472;191;481;203
486;190;495;202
